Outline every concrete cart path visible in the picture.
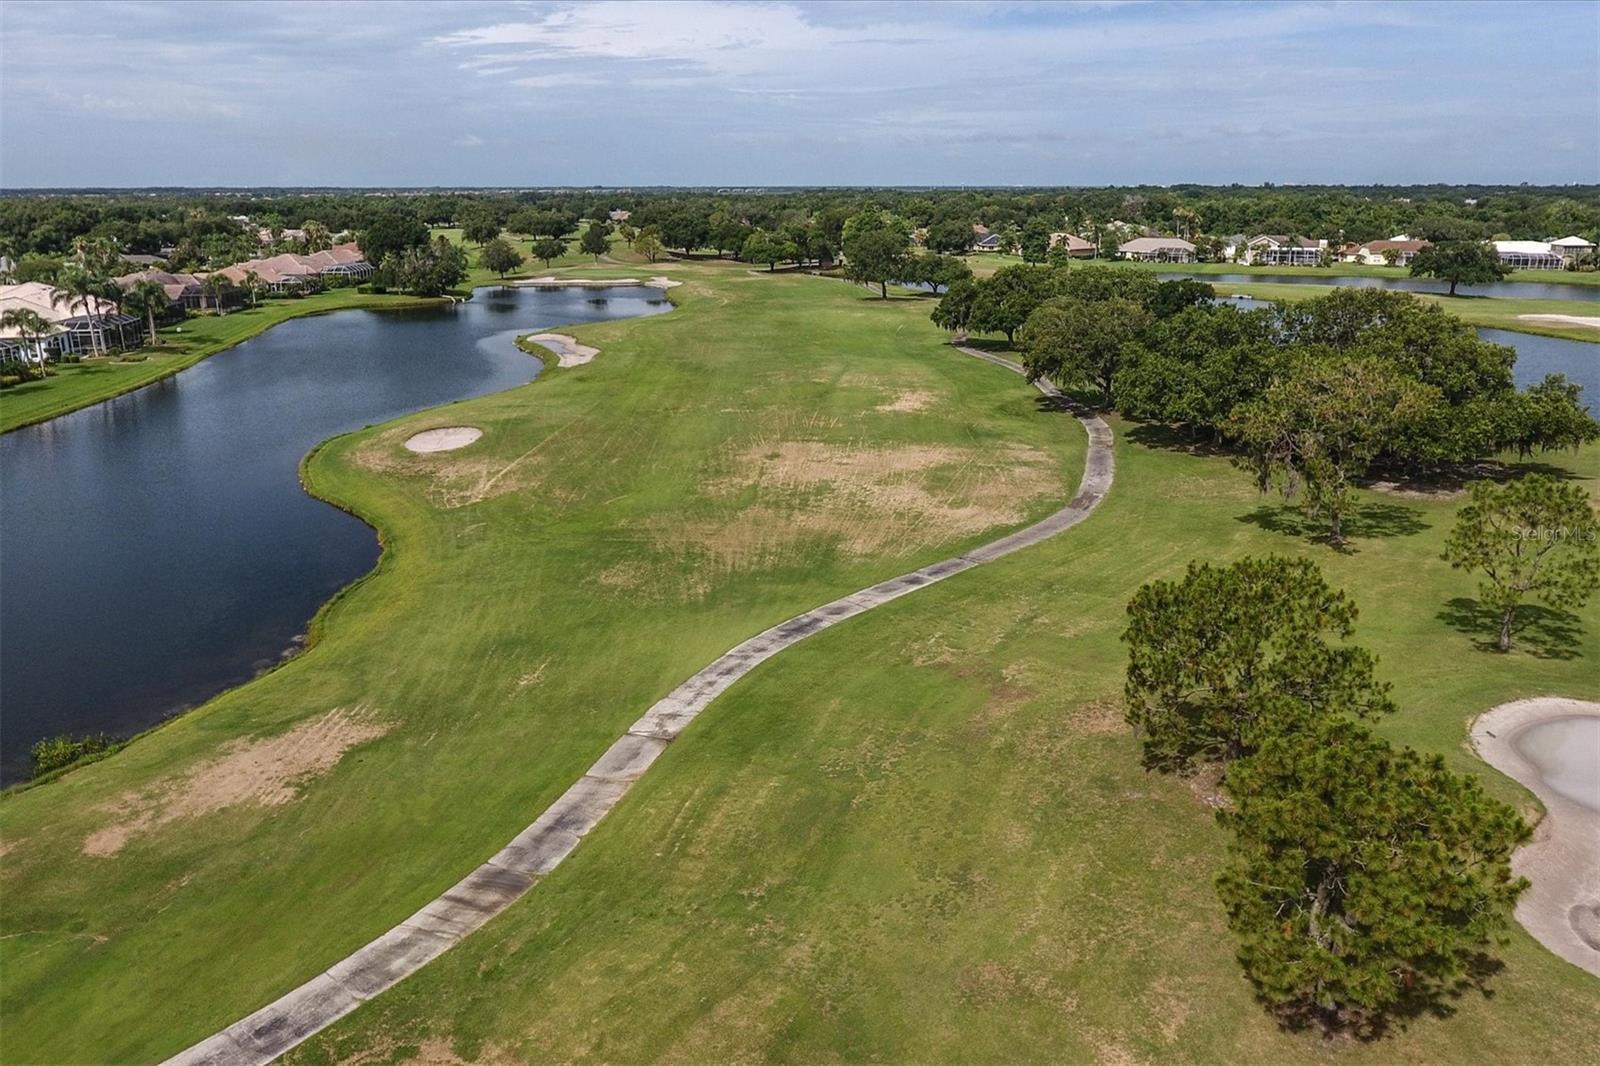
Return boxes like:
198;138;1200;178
164;345;1114;1066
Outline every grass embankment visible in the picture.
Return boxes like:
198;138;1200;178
0;263;1088;1063
3;263;1595;1063
0;288;445;434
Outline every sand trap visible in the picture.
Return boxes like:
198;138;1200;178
1518;314;1600;330
405;427;483;453
510;275;680;290
1472;697;1600;976
525;333;600;367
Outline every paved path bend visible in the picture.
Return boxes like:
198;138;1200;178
165;345;1113;1066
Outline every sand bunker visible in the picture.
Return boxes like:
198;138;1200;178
512;275;679;290
1472;697;1600;976
1518;313;1600;330
525;333;600;367
83;707;389;857
405;427;483;453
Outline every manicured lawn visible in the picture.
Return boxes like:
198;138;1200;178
0;263;1087;1063
0;289;444;433
2;262;1595;1063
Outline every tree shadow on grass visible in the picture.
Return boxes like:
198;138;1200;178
1262;951;1508;1041
1124;421;1234;458
1436;597;1586;660
1236;501;1430;552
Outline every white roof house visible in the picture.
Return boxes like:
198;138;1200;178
1551;235;1596;249
1118;236;1196;262
0;282;119;336
1492;240;1565;269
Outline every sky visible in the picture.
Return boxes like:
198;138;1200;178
1;0;1596;188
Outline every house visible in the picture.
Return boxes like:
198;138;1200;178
1049;233;1096;257
1117;237;1196;263
972;232;1008;253
1550;235;1597;265
213;242;373;293
607;209;632;223
1353;237;1431;266
114;269;208;311
1492;240;1565;269
1246;235;1325;266
0;281;140;358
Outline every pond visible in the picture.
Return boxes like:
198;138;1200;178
1513;716;1600;814
0;285;669;785
1165;272;1600;302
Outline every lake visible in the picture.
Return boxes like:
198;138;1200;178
0;285;668;785
1166;272;1600;302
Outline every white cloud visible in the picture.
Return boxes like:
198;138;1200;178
454;133;485;148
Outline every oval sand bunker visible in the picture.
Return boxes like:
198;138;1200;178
404;427;483;453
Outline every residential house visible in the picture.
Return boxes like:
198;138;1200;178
972;232;1008;253
607;209;632;222
1492;240;1565;269
0;281;140;359
1246;235;1325;266
213;242;373;293
1049;233;1096;257
1353;237;1432;266
1550;235;1597;265
1117;237;1196;263
114;269;208;312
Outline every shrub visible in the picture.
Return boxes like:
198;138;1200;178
30;733;117;777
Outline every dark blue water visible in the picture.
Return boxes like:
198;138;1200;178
0;286;668;784
1480;328;1600;399
1167;272;1600;302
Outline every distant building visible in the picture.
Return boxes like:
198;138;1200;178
1246;235;1325;266
608;209;632;222
1049;232;1096;257
214;242;374;292
1117;237;1196;263
972;232;1008;253
1492;240;1565;269
114;269;209;311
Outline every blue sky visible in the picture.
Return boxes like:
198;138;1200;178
1;0;1595;188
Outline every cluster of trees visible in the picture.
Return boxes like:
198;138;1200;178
1123;556;1529;1034
933;271;1598;544
374;235;467;297
7;185;1593;273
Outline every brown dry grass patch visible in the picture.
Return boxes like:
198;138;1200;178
875;389;938;413
82;707;389;857
646;440;1059;570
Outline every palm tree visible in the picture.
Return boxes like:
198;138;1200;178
303;220;330;252
121;281;171;346
52;267;112;356
1;307;54;367
243;270;266;308
202;274;235;315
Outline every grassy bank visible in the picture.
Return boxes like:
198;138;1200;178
0;288;446;434
2;261;1595;1063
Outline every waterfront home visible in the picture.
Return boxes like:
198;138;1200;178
973;232;1008;253
1245;234;1324;266
1352;236;1432;266
1117;236;1196;263
0;281;140;358
1050;232;1097;257
1550;235;1597;264
1492;240;1566;269
214;242;373;292
114;269;208;311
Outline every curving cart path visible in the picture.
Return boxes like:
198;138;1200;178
166;346;1114;1065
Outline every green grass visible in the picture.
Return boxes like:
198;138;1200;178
0;289;445;433
434;227;656;289
3;262;1596;1063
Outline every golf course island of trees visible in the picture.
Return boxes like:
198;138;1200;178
1;184;1597;1065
